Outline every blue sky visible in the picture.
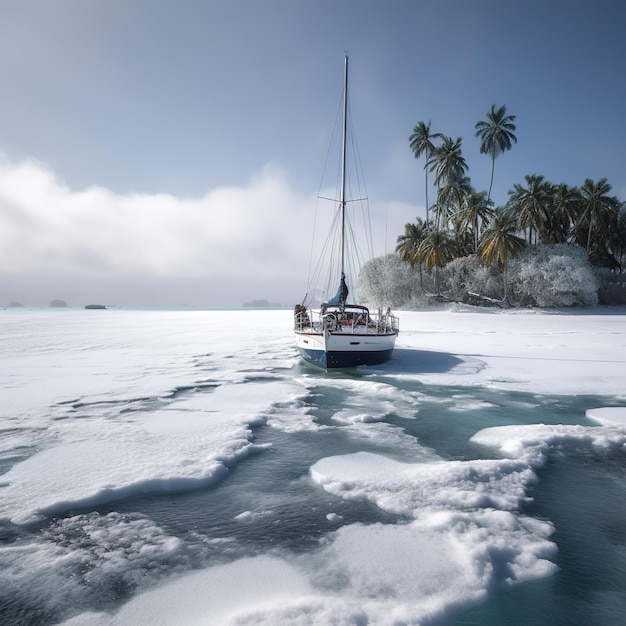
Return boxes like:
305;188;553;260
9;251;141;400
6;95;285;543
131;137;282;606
1;0;625;306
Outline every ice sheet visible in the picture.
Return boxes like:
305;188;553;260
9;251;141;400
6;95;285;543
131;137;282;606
586;406;626;427
0;382;291;524
392;306;626;396
471;422;626;465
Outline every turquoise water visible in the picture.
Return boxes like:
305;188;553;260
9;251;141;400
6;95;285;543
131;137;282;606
12;383;621;625
458;445;626;625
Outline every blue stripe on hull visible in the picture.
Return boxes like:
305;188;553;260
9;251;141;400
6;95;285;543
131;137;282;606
298;347;393;369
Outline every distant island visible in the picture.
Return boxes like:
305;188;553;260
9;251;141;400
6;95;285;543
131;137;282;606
50;299;68;307
85;304;107;310
8;301;24;307
243;299;284;308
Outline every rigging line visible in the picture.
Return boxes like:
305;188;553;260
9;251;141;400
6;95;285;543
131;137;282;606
321;195;368;203
342;206;368;283
318;89;344;201
303;197;321;303
348;116;374;259
318;207;343;303
384;208;388;256
310;208;341;282
306;204;343;304
345;210;367;273
305;88;345;303
342;107;373;263
318;194;368;203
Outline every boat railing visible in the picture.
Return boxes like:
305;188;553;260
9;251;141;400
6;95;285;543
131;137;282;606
294;305;398;335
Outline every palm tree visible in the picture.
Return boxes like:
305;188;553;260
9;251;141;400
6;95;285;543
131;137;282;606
576;178;620;252
395;218;430;267
507;174;552;245
396;218;432;290
610;206;626;269
409;121;441;225
475;104;517;203
541;182;579;244
455;189;494;253
479;210;526;269
428;136;468;230
414;229;459;294
478;209;526;302
434;174;473;233
429;136;468;189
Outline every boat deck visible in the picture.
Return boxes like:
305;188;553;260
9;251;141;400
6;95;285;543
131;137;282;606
294;304;398;336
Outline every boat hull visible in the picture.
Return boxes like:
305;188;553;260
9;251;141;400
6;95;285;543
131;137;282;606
295;330;396;369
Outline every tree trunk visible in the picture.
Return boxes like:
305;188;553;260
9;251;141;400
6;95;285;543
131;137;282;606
425;166;430;225
502;265;509;304
487;156;495;203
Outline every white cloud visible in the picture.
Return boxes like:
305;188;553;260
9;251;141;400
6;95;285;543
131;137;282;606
0;155;419;306
0;157;309;276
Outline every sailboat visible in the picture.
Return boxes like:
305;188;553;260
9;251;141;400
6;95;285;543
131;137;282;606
294;55;399;369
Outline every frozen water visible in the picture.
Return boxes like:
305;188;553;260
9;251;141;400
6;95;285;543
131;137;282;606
0;306;625;625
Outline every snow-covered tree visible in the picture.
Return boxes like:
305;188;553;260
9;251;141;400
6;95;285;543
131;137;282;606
366;243;601;309
441;255;503;302
508;244;598;307
357;254;422;308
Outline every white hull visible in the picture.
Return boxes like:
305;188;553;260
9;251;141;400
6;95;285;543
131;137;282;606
295;326;397;368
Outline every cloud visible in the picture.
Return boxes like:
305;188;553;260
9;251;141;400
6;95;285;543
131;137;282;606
0;157;304;276
0;155;419;306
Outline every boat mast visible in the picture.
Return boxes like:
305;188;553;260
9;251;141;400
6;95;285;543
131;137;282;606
340;54;348;281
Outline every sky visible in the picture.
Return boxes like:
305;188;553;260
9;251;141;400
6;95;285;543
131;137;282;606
1;0;625;307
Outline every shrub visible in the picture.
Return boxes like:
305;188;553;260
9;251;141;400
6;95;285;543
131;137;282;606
357;254;421;308
508;244;598;307
441;255;503;302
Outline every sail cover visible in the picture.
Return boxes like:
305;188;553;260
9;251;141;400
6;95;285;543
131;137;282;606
326;273;349;306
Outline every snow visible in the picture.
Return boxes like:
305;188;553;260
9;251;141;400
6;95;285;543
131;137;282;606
387;306;626;396
0;382;282;524
586;406;626;427
62;556;315;626
470;422;626;465
1;306;625;625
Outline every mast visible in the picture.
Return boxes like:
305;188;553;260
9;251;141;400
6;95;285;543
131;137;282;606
340;54;348;280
